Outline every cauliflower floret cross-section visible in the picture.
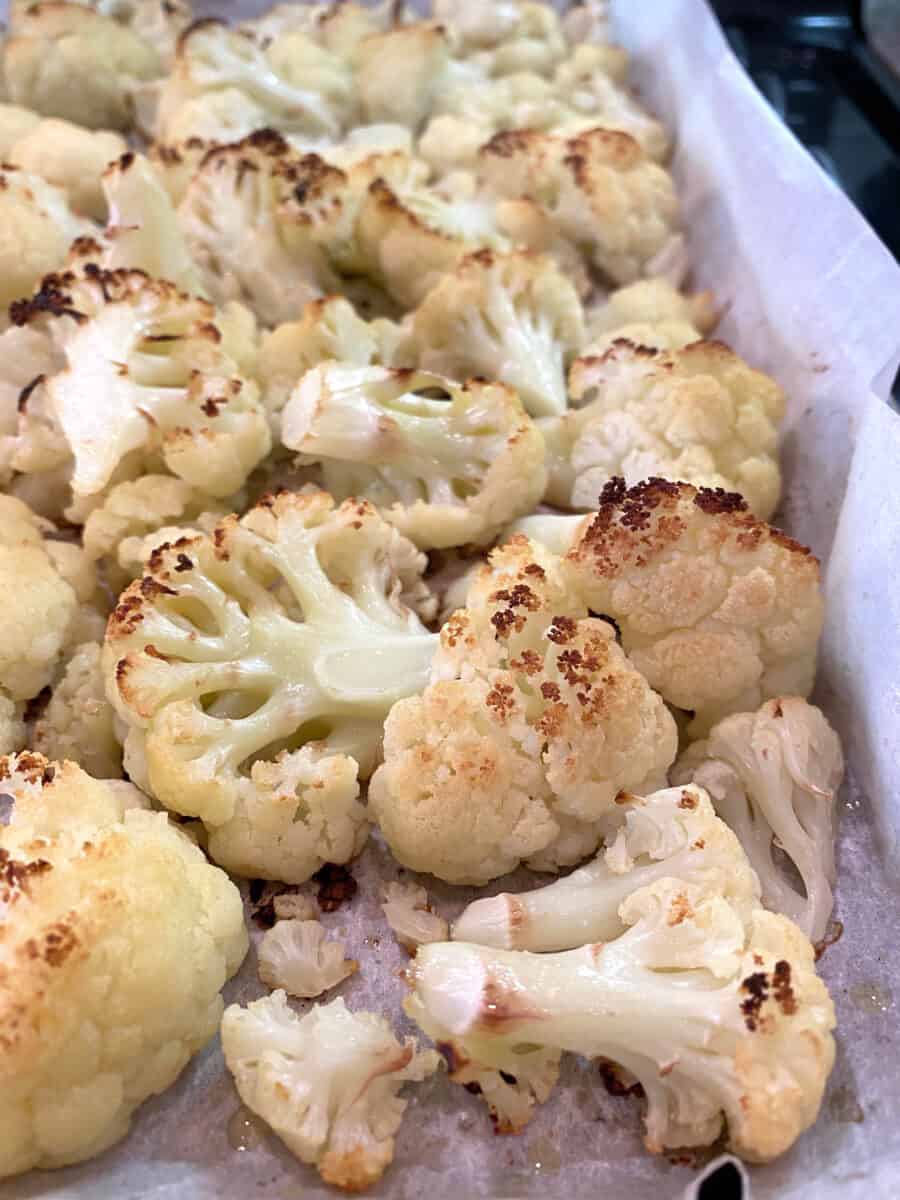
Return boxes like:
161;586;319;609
281;364;548;550
221;992;439;1191
104;490;439;881
565;478;824;735
369;534;677;883
0;753;248;1179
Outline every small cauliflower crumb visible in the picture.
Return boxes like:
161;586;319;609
258;919;358;999
381;881;448;952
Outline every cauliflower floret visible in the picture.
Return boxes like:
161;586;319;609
412;250;585;418
435;1037;561;1136
504;512;590;556
82;474;228;590
155;87;269;147
156;20;346;142
553;51;668;161
221;993;439;1191
477;127;680;286
0;696;27;756
177;132;345;327
565;478;824;735
369;535;677;883
125;0;192;68
355;23;451;130
33;641;123;779
673;698;844;943
5;267;270;503
3;115;126;220
0;100;41;152
281;365;547;550
104;490;438;880
258;919;358;998
381;881;448;953
584;277;717;351
0;165;94;319
467;4;567;79
0;752;248;1178
453;784;760;953
546;340;785;519
3;3;161;129
431;0;523;51
561;0;613;46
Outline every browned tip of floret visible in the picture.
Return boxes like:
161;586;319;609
17;373;45;413
485;681;516;723
489;582;541;639
109;586;145;637
313;863;357;912
772;959;797;1015
9;273;84;326
69;234;105;260
565;127;643;175
0;848;52;904
24;919;80;968
677;790;698;810
692;486;748;516
0;750;54;786
479;128;538;159
740;970;769;1032
667;891;693;926
175;14;226;54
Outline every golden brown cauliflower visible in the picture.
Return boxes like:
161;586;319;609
0;752;248;1178
369;535;678;883
565;479;824;735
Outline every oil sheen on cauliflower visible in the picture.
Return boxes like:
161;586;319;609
0;752;248;1178
407;884;835;1161
453;783;760;955
3;267;270;506
673;697;844;943
547;339;785;519
221;992;439;1191
104;490;438;881
412;249;585;418
369;534;677;883
565;478;824;735
281;364;547;549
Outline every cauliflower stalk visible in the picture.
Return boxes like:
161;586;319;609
221;992;439;1191
258;919;358;998
0;753;248;1178
281;364;548;550
565;478;824;735
673;698;843;943
104;490;438;881
369;534;677;883
408;887;835;1161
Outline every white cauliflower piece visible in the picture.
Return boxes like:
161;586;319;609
453;784;760;953
370;535;677;883
258;919;357;998
5;267;270;502
0;100;41;153
0;696;26;756
281;365;547;550
3;3;161;130
220;992;439;1191
0;752;248;1178
673;698;844;943
354;23;451;130
412;250;585;418
0;165;94;318
435;1037;561;1136
155;87;269;148
177;131;345;326
561;0;613;46
584;277;717;351
33;641;122;779
126;0;192;68
3;115;126;220
381;881;448;952
477;127;680;286
553;50;668;160
147;136;213;205
264;30;356;128
504;512;590;556
431;0;522;51
565;478;824;735
549;340;785;519
467;4;567;79
104;490;438;880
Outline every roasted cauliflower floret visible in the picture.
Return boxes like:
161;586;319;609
565;479;824;734
412;250;585;418
469;3;568;78
584;277;717;352
5;267;270;504
354;23;451;131
257;919;358;998
104;490;438;880
32;641;122;779
547;340;785;518
3;3;161;130
673;698;844;943
553;50;667;160
478;127;680;286
453;783;760;953
221;992;439;1191
381;880;448;953
281;365;547;550
369;535;677;883
0;753;248;1178
177;132;345;327
0;698;26;756
0;165;94;318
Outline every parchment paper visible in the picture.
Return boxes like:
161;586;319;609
4;2;900;1197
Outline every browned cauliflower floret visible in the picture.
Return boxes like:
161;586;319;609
547;339;785;519
565;479;824;735
584;277;718;352
0;752;248;1178
370;535;677;883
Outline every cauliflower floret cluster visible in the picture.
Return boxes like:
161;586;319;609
370;534;677;883
546;339;785;518
565;478;824;734
104;489;438;880
221;992;439;1191
0;752;248;1178
583;277;717;352
257;918;358;998
281;364;547;549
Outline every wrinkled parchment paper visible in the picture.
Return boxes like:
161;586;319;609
5;1;900;1197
